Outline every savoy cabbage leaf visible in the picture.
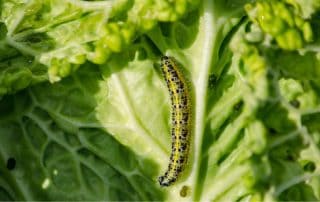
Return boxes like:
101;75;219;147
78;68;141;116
0;0;320;201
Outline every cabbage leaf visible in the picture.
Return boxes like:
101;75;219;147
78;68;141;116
0;0;320;201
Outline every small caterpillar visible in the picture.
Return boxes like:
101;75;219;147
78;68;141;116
158;56;191;187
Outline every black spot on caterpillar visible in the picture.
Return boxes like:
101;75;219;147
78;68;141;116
158;56;191;187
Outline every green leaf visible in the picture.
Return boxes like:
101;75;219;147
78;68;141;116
0;0;199;95
0;0;320;201
0;64;164;200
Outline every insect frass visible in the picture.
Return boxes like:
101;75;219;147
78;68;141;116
158;56;191;187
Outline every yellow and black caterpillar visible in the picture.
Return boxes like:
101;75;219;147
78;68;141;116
158;56;191;187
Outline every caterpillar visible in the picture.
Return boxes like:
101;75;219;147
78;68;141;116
158;56;191;187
